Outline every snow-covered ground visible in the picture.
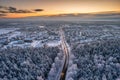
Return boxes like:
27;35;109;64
4;43;31;49
31;40;43;47
39;26;45;28
47;41;61;47
8;31;21;39
80;38;93;43
0;28;19;35
6;40;61;48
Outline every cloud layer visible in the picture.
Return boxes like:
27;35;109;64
0;5;120;18
0;5;44;17
0;13;6;16
0;6;33;13
34;9;44;12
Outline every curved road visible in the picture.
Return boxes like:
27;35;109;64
59;28;69;80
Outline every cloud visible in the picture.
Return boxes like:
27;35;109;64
0;13;6;16
0;6;7;9
46;11;120;18
0;5;44;14
34;9;44;12
0;6;33;13
8;7;17;12
0;10;8;13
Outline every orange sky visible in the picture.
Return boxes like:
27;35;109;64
0;0;120;18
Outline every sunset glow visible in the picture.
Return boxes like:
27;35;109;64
0;0;120;18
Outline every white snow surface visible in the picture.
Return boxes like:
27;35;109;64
80;38;93;43
8;31;21;39
31;40;43;47
39;26;45;28
47;41;61;47
4;43;31;49
0;28;19;35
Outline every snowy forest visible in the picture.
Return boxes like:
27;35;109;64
69;39;120;80
0;47;59;80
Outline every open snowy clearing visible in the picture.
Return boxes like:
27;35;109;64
0;28;19;35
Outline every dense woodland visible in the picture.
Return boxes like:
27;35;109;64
0;21;120;80
71;39;120;80
0;47;59;80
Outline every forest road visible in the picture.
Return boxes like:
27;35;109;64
59;28;69;80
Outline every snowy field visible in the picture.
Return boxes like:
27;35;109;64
0;28;19;35
47;41;61;47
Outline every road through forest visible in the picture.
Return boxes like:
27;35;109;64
59;28;70;80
